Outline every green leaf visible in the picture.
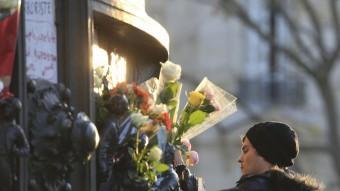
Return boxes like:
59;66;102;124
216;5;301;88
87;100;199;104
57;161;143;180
199;104;216;113
153;162;169;173
159;82;180;104
159;87;174;103
168;82;179;94
128;148;135;156
150;173;157;182
188;110;207;126
139;161;148;172
167;99;178;110
202;98;210;105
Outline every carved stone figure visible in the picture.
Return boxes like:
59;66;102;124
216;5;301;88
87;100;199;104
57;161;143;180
27;79;99;191
98;94;142;190
0;96;30;191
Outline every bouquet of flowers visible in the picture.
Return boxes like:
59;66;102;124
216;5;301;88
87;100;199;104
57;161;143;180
96;61;237;191
142;63;237;181
97;82;173;190
176;77;237;142
145;63;237;145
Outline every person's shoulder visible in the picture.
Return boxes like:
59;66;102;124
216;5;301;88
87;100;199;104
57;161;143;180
237;174;271;191
265;169;323;191
219;175;271;191
219;174;272;191
219;189;239;191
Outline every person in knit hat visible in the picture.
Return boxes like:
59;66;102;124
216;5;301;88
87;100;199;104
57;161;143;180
220;121;323;191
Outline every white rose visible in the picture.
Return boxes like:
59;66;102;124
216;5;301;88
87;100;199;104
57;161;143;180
149;146;162;161
160;61;181;82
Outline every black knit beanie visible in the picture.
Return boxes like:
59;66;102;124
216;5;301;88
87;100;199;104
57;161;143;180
245;122;299;168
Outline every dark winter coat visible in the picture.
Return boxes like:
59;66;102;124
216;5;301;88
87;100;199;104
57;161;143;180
220;169;322;191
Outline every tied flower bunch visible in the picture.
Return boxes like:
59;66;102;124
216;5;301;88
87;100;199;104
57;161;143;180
175;88;218;144
176;77;237;142
142;62;237;168
142;62;201;167
151;62;237;143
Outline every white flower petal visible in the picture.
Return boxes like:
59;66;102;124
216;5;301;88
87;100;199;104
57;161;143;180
160;61;181;82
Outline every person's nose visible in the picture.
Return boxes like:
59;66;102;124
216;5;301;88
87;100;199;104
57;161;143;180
238;153;243;164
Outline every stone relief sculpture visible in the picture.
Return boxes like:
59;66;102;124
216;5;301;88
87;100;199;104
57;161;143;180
27;79;99;191
0;91;30;191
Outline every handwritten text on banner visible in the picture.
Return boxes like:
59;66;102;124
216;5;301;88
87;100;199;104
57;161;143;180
25;0;57;82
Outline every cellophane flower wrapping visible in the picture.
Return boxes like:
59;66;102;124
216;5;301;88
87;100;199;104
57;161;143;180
178;77;237;141
139;77;159;104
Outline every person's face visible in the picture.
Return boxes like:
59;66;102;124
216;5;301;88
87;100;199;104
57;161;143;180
238;137;272;176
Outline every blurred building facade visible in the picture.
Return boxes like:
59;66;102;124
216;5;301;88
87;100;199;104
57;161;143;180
146;0;340;190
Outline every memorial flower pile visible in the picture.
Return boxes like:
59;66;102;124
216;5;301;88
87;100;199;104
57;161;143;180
96;61;237;190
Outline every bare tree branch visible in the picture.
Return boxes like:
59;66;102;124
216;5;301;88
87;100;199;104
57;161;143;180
219;0;316;78
214;98;265;135
275;1;319;65
217;0;340;183
330;0;340;42
301;0;328;63
300;145;330;153
328;0;340;72
301;0;323;38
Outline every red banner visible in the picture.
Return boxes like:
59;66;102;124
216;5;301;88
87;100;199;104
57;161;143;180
0;10;19;89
